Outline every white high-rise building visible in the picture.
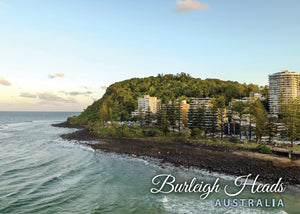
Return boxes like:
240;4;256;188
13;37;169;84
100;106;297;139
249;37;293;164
269;70;300;113
138;95;160;113
131;95;161;116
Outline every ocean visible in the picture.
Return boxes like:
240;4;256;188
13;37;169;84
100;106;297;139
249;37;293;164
0;112;299;214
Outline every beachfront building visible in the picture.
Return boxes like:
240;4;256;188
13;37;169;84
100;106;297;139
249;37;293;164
189;97;212;109
188;98;226;132
269;70;300;114
131;95;161;117
161;99;189;128
202;108;226;129
181;101;190;126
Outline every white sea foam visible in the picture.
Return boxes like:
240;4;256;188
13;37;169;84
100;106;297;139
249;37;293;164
102;150;266;186
34;174;85;197
52;138;95;153
0;132;13;140
88;148;242;184
160;196;168;203
0;124;8;129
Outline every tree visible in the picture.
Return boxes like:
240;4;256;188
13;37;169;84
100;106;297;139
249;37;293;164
196;106;205;133
176;102;182;132
99;104;108;124
267;115;278;144
188;107;197;130
230;100;246;139
209;107;219;138
165;99;183;131
209;98;219;138
167;100;177;131
191;128;201;138
137;107;145;124
120;124;130;137
160;111;170;136
251;99;268;143
108;107;113;122
215;96;226;138
188;106;205;136
120;111;130;121
280;98;300;146
226;109;234;136
145;106;152;126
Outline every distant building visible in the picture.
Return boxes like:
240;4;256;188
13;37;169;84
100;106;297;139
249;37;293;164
188;97;226;131
229;92;265;107
190;97;211;109
131;95;161;117
251;92;266;100
269;70;300;113
181;101;190;126
229;97;250;106
131;110;139;117
161;99;190;127
202;108;226;128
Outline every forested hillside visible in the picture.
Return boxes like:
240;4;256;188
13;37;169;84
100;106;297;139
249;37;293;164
69;73;267;125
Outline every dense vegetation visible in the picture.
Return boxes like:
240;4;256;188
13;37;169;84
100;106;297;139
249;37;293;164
69;73;267;126
89;123;189;139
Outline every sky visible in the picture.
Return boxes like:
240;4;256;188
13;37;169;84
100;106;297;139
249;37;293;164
0;0;300;111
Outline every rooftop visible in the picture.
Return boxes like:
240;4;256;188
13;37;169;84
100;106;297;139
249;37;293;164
269;70;300;76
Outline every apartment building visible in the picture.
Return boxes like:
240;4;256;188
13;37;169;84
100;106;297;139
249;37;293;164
131;95;161;116
188;97;226;130
269;70;300;113
189;97;212;109
181;101;190;126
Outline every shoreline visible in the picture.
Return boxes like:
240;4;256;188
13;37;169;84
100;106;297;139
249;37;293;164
51;121;85;129
53;123;300;185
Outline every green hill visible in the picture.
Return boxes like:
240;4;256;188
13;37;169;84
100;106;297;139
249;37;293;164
68;73;267;125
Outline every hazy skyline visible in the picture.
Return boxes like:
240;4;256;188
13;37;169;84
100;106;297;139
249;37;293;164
1;0;300;111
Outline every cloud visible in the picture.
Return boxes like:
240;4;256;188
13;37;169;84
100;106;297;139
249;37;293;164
0;2;7;7
59;90;93;96
69;91;92;96
56;73;65;77
20;91;76;103
48;73;65;79
101;86;108;90
175;0;209;13
38;92;75;103
20;92;37;98
0;77;11;86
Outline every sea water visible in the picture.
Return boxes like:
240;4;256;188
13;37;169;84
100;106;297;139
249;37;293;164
0;112;299;214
